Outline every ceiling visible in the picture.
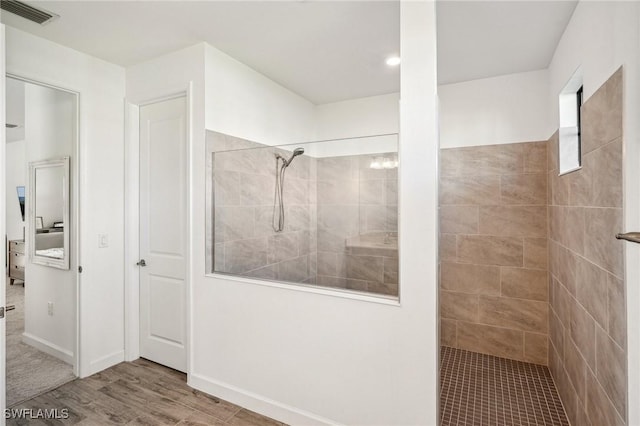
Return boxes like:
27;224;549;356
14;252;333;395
1;1;577;104
2;1;400;105
437;1;578;85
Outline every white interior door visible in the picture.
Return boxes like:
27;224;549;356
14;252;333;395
139;96;187;372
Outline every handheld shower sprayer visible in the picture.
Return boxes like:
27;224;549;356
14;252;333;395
291;147;305;157
272;147;305;232
277;147;305;167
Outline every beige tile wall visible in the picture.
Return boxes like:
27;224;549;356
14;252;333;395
439;141;549;364
548;67;627;426
316;154;399;296
206;131;318;283
206;131;399;296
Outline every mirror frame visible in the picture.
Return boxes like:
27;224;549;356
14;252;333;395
28;157;70;270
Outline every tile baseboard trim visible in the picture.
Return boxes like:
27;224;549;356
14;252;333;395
189;372;339;426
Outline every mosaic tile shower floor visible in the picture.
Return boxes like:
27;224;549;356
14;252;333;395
440;346;570;426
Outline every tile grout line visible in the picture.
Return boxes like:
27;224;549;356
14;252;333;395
440;346;569;426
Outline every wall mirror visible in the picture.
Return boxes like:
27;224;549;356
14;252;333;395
29;157;70;270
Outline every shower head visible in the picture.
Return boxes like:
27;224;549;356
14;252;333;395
280;147;305;167
291;147;304;159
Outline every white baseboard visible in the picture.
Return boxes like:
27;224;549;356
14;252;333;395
83;350;125;378
188;373;338;426
22;332;74;365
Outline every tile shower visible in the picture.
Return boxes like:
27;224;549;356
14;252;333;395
547;68;626;426
439;140;549;364
439;67;627;426
206;131;399;297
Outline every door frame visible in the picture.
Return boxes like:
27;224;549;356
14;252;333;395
2;73;82;378
1;23;7;420
124;83;193;376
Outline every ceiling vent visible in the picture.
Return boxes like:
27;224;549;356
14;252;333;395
1;0;59;25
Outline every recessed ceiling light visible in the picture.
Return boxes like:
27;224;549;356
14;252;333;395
386;56;401;66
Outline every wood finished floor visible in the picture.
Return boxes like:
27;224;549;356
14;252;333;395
8;358;285;426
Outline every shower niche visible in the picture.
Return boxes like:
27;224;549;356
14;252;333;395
206;130;399;297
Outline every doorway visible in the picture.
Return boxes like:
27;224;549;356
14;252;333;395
137;96;188;372
4;76;79;406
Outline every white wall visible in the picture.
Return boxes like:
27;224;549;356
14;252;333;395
6;27;126;377
549;2;639;121
127;43;205;104
5;140;25;241
22;83;75;362
310;93;400;157
6;78;24;143
547;2;640;424
395;2;439;420
34;166;64;229
315;92;400;141
439;69;553;148
204;46;400;151
205;44;400;157
186;3;438;424
205;44;316;146
6;78;26;241
25;83;73;232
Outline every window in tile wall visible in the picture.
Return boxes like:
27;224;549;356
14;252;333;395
558;68;583;175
